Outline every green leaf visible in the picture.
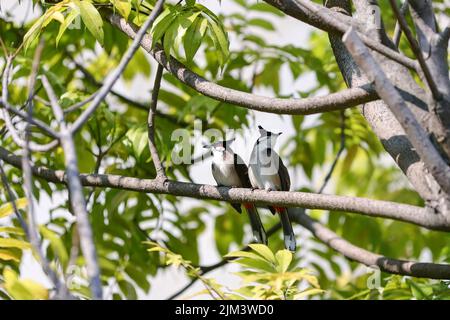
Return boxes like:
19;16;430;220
248;244;276;264
248;18;275;31
56;7;80;46
225;250;270;263
0;227;25;236
76;0;104;45
206;16;230;65
0;198;28;219
150;7;178;45
275;250;292;273
249;3;285;16
39;226;69;268
3;268;48;300
184;16;208;62
234;257;276;273
125;125;149;159
293;288;324;299
0;249;21;262
174;10;201;58
0;238;31;250
110;0;132;20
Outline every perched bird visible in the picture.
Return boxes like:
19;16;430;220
248;126;296;251
204;139;267;245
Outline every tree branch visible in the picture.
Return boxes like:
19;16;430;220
388;0;450;160
1;145;448;232
324;0;450;216
388;0;441;100
106;12;378;115
147;64;166;179
265;0;417;70
41;75;103;300
343;28;450;197
70;0;165;134
291;208;450;280
318;110;345;194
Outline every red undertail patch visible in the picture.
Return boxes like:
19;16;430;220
243;203;254;210
274;206;285;213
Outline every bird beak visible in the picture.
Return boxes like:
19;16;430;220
203;144;211;149
278;132;283;135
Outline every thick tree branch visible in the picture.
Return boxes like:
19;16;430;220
106;12;378;115
71;0;165;133
147;64;166;179
42;76;103;300
325;0;450;216
1;145;448;232
265;0;417;70
407;0;450;160
343;28;450;197
291;208;450;280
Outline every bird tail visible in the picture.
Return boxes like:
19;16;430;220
243;203;268;245
274;206;296;252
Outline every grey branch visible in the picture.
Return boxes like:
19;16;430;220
342;28;450;196
1;145;449;232
291;208;450;280
388;0;441;100
70;0;165;133
107;12;378;115
41;76;103;300
266;0;417;70
147;64;166;179
324;0;449;216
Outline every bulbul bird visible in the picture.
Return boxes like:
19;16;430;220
204;139;267;245
248;126;296;252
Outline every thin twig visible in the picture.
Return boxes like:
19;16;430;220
318;111;346;194
147;64;166;179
